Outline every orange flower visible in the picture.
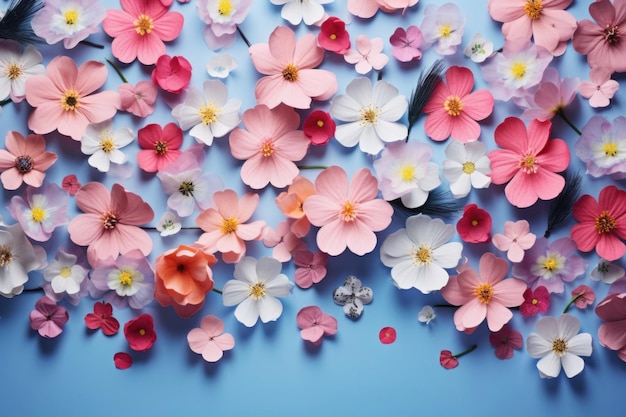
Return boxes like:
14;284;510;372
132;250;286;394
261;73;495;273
153;245;217;318
274;176;315;238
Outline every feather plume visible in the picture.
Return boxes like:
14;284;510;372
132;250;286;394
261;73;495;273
0;0;43;45
544;170;582;238
407;59;445;138
390;188;461;220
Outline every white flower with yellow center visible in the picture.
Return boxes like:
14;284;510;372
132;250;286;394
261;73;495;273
81;120;134;172
531;250;566;280
107;266;144;298
0;224;46;298
443;140;491;199
421;3;465;55
43;250;87;295
0;40;45;103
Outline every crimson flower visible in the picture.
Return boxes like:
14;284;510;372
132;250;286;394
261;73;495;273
84;301;120;336
318;17;351;54
114;352;133;370
302;110;336;146
489;324;523;360
137;123;183;172
439;344;477;369
124;314;157;352
379;327;397;344
456;203;492;243
151;55;192;94
520;286;550;317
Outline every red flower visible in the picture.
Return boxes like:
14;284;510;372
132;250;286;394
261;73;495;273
61;174;81;196
571;285;595;310
379;326;397;344
151;55;192;94
124;314;157;352
439;350;458;369
318;17;351;54
303;110;336;145
85;301;120;336
520;286;550;317
137;123;183;172
114;352;133;370
456;203;491;243
489;324;523;360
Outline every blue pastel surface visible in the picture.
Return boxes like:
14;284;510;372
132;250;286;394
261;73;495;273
1;0;625;416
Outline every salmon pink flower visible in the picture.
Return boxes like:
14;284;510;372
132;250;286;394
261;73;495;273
488;117;569;208
303;166;393;256
297;306;337;345
29;296;69;338
151;55;192;94
25;56;119;141
570;185;626;261
303;110;335;146
85;301;120;336
67;182;154;265
318;16;350;54
124;313;156;351
187;315;235;362
490;324;523;360
274;176;316;238
520;286;550;317
596;292;626;362
117;81;158;117
102;0;184;65
0;131;57;190
137;123;183;173
456;204;491;243
249;25;338;110
347;0;383;18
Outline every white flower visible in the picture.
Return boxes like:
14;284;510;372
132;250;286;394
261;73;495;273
590;259;625;284
0;224;46;297
270;0;332;25
380;214;463;294
418;305;436;324
81;120;134;172
332;275;373;319
107;266;144;298
421;3;465;56
330;77;408;155
222;256;293;327
527;314;592;379
373;141;441;208
443;140;491;199
156;212;182;237
43;250;87;295
0;40;45;102
172;80;241;146
463;33;493;63
206;54;238;78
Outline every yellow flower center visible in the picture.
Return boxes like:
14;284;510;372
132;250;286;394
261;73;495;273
411;244;432;266
31;207;46;223
595;210;617;234
282;63;299;82
249;282;266;300
439;25;452;38
119;270;133;286
444;95;463;117
178;180;194;197
316;120;325;128
199;103;220;125
330;34;337;40
524;0;543;20
471;220;479;226
134;14;154;36
0;245;13;267
154;141;168;156
519;154;537;173
102;211;118;230
221;217;238;234
551;338;567;356
360;107;379;126
218;0;234;15
511;62;527;80
260;140;274;157
5;63;22;80
474;282;494;304
340;201;357;221
139;329;146;336
604;142;618;157
400;165;415;181
100;138;115;153
462;161;476;174
543;257;558;271
64;9;79;25
59;267;72;278
531;298;538;305
61;90;80;111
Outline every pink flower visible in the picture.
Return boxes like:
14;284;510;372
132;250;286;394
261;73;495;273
596;292;626;362
250;25;337;109
488;0;577;56
570;185;626;261
456;204;492;243
303;110;336;146
441;252;527;332
114;352;132;370
423;66;494;142
151;55;192;94
29;296;69;338
187;315;235;362
573;0;626;73
274;176;316;238
84;301;120;336
195;189;265;264
62;174;81;196
571;285;595;309
578;67;619;108
347;0;384;18
293;249;328;289
520;286;550;317
25;56;119;141
137;123;183;172
0;131;57;190
489;323;523;360
117;81;158;117
519;67;579;121
488;117;570;208
439;350;459;369
261;221;306;262
492;220;537;263
102;0;184;65
229;105;309;190
303;166;393;256
344;35;388;75
67;182;155;266
297;306;337;345
124;313;156;352
389;26;423;62
318;17;350;54
379;326;397;344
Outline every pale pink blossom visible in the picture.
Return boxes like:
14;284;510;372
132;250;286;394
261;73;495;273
344;35;388;74
187;315;235;362
579;67;619;108
492;220;537;263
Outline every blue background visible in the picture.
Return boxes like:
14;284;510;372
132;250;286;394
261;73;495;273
1;0;624;415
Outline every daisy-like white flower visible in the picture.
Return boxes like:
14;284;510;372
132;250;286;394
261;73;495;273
80;120;134;173
43;250;87;296
463;33;494;63
527;314;592;379
172;80;241;147
380;214;463;294
373;141;441;208
0;224;47;298
270;0;332;25
442;140;491;199
591;259;625;284
0;40;45;103
332;275;373;319
330;77;408;155
222;256;293;327
206;54;238;78
420;3;465;56
156;212;181;237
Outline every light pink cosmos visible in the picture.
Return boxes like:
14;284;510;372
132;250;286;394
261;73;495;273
117;81;158;117
579;67;619;108
488;117;570;208
229;104;309;190
102;0;184;65
249;25;338;109
389;26;423;63
297;306;337;345
0;131;57;190
492;220;537;263
344;35;389;75
303;166;393;256
67;182;154;266
441;252;527;332
25;56;119;141
488;0;577;56
518;67;579;121
187;315;235;363
195;189;265;264
29;296;69;338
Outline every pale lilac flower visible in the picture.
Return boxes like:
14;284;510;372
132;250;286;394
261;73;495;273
344;35;388;75
420;3;465;56
206;54;238;78
579;67;619;108
389;26;423;62
575;115;626;178
518;67;579;121
591;259;625;284
0;40;45;102
43;249;87;295
270;0;332;25
197;0;253;50
156;212;182;237
463;33;493;63
80;120;134;173
0;224;46;298
442;140;491;199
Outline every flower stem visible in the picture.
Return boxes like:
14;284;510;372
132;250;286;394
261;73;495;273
22;287;44;293
556;109;582;136
0;98;11;107
377;71;383;81
236;26;251;48
212;288;223;295
453;344;477;359
105;57;129;83
563;293;584;314
433;303;456;308
298;165;328;170
80;39;105;49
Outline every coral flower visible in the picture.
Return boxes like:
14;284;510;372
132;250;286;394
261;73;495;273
303;166;393;256
249;25;338;109
124;313;157;351
0;131;57;190
423;66;494;143
570;185;626;261
441;252;527;332
154;244;217;318
137;123;183;172
102;0;184;65
596;292;626;362
275;176;316;238
488;117;569;208
25;56;119;141
67;182;154;265
318;16;350;54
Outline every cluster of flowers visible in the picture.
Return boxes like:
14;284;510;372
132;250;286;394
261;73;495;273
2;0;626;381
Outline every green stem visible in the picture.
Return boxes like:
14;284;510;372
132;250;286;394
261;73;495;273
80;39;105;49
563;293;584;314
0;98;10;107
298;165;328;170
236;26;251;48
556;109;582;136
212;288;223;295
453;344;477;359
105;58;129;83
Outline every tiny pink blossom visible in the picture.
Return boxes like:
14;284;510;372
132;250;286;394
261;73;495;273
297;306;337;345
492;220;537;263
187;315;235;362
572;285;596;309
579;67;619;108
344;35;388;75
389;26;423;63
261;221;306;263
519;67;579;121
293;249;328;289
29;296;69;338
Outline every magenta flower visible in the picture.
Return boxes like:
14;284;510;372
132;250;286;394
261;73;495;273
578;67;619;108
344;35;389;74
492;220;537;263
318;16;351;54
187;315;235;362
29;296;69;338
302;110;336;146
0;131;57;190
117;81;158;117
293;249;328;289
303;166;393;256
297;306;337;345
489;324;523;360
389;26;423;62
520;286;551;317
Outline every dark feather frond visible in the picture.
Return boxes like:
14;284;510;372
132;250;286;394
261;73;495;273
390;188;462;220
544;170;582;238
0;0;43;45
407;59;446;138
